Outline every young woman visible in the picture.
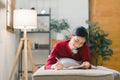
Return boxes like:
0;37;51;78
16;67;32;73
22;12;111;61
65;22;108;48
44;26;91;70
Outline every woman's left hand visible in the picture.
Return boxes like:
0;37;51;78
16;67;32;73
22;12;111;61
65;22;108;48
79;61;90;69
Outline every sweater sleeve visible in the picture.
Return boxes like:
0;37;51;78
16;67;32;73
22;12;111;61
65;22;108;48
44;43;60;70
80;43;91;69
80;43;91;61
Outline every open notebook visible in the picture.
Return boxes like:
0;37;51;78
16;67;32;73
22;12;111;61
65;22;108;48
58;58;85;69
64;65;86;70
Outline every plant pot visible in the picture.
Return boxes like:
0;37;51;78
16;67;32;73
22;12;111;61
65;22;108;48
91;54;103;66
56;33;65;40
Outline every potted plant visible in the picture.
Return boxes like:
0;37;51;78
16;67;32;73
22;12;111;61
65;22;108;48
50;19;70;40
86;21;113;66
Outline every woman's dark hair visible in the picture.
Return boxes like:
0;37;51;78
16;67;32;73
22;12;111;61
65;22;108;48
72;26;88;54
72;26;88;38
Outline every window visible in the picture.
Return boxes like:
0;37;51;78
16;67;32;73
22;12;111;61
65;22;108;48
6;0;15;32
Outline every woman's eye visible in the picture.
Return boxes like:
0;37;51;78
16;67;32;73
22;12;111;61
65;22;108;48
80;43;84;46
75;40;78;43
80;44;83;46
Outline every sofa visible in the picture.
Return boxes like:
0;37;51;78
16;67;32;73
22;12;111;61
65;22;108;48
32;66;120;80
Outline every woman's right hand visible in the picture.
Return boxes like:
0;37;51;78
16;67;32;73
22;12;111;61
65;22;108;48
51;62;64;70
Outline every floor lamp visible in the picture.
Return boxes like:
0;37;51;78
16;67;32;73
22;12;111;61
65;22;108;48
9;9;37;80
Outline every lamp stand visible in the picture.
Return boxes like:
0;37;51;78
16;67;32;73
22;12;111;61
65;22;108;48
9;28;36;80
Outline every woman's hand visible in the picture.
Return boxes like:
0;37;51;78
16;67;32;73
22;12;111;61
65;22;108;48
79;61;90;69
51;62;64;70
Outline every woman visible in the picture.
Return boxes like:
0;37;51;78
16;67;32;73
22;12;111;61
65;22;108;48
44;26;91;70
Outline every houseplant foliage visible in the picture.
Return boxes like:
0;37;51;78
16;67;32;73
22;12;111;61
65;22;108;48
86;21;113;66
50;19;70;39
50;19;70;33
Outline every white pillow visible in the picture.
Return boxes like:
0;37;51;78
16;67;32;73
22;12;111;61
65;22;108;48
59;58;81;68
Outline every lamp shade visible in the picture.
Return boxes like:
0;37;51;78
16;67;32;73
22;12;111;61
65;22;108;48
14;9;37;29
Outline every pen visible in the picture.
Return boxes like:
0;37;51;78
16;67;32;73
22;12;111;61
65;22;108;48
56;57;60;62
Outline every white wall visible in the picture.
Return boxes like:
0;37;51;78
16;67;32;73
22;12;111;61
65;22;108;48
58;0;89;29
15;0;89;39
16;0;89;30
0;0;18;80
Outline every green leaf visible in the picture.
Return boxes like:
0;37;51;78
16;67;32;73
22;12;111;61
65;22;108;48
86;20;113;65
50;19;70;33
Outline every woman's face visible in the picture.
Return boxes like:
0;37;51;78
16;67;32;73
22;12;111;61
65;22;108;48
69;36;86;50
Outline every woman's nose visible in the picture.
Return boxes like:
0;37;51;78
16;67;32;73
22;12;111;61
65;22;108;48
74;44;79;48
